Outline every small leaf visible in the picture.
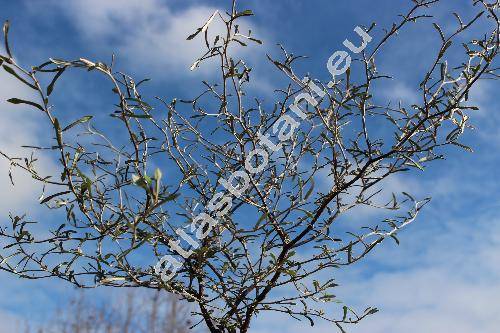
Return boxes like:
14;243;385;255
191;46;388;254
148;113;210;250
255;211;267;229
233;10;254;19
441;40;452;54
54;118;63;146
3;20;12;58
446;127;461;142
125;113;152;119
77;169;93;197
3;65;37;89
403;155;424;171
232;39;247;47
49;58;72;66
186;29;203;41
304;178;315;200
156;193;180;205
190;59;201;71
390;234;400;245
62;116;93;131
249;37;262;44
154;168;162;181
136;78;150;87
144;175;153;185
154;168;162;201
131;174;150;191
304;314;315;327
233;33;263;45
186;10;218;40
131;174;141;184
47;67;66;96
342;306;348;320
0;55;12;64
79;58;95;67
451;141;473;152
7;98;45;112
125;97;152;109
40;191;72;204
100;276;126;284
433;23;445;42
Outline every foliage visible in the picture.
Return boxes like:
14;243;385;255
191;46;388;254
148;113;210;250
0;1;498;332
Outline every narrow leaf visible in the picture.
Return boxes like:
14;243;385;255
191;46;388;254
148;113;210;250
62;116;93;131
40;191;71;204
233;10;254;19
7;98;45;112
100;276;126;284
47;67;66;96
3;65;37;89
54;118;63;146
3;20;12;58
187;10;218;40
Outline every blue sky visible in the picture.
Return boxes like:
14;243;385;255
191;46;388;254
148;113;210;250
0;0;499;332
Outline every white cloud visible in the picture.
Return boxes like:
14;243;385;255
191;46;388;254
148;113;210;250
313;162;425;226
251;211;500;333
338;215;500;333
39;0;268;77
0;66;58;218
382;81;420;105
0;270;75;331
0;311;23;333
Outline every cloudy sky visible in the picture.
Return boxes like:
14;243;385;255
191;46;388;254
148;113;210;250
0;0;499;332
